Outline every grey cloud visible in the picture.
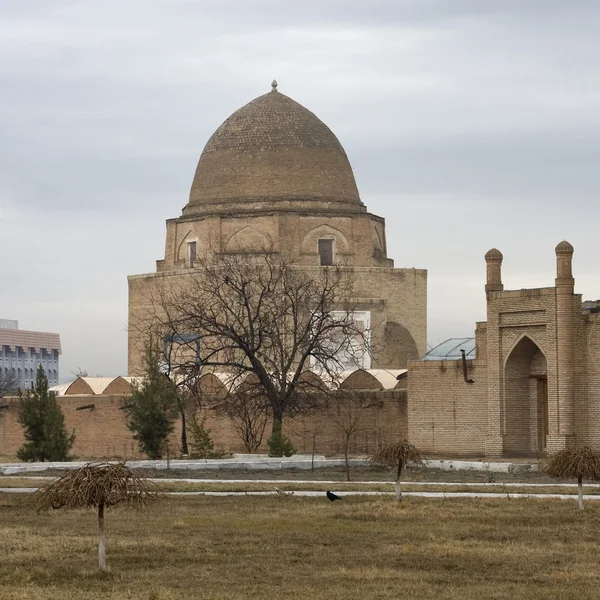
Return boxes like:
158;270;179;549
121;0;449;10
0;0;598;376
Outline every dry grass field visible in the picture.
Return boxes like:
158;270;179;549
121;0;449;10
3;476;598;496
2;492;600;599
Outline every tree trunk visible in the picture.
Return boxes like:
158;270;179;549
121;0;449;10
395;460;403;502
271;411;283;437
578;475;584;510
98;502;106;570
344;436;351;482
180;409;188;456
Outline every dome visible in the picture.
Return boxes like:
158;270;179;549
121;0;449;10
485;248;503;261
555;240;574;254
183;83;364;217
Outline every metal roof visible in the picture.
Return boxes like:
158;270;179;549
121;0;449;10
424;338;475;361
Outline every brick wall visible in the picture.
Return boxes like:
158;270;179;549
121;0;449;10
0;390;406;460
408;358;488;457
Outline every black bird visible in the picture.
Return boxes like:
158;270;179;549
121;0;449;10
326;491;342;502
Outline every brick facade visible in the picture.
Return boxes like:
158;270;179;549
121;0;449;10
0;390;406;459
128;86;427;375
409;242;600;458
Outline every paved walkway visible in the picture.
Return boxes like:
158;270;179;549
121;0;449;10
0;456;540;475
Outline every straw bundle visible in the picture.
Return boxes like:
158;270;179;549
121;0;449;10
36;462;158;570
542;446;600;510
370;441;424;501
36;462;157;511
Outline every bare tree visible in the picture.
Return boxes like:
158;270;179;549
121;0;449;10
70;367;89;378
330;392;368;481
133;249;369;453
0;369;19;398
69;368;105;378
218;380;270;453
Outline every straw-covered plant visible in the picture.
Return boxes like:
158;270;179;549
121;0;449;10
36;462;158;570
542;446;600;510
370;440;424;502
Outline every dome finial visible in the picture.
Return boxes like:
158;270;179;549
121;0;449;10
271;79;278;92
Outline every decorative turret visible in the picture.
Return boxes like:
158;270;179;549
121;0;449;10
555;240;574;287
485;248;504;293
554;240;575;442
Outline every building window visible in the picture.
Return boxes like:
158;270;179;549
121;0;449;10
310;311;371;372
187;241;197;263
318;239;334;266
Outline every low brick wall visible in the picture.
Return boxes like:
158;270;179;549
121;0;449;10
0;390;406;460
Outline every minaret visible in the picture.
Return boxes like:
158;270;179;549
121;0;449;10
484;248;504;456
555;240;575;444
485;248;504;294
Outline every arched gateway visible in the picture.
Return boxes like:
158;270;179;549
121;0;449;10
503;336;548;455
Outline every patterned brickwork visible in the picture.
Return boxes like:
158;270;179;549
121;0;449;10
186;90;363;216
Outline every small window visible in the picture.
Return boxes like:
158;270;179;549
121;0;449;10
318;239;334;266
187;241;197;262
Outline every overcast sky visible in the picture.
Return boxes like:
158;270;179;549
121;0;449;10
1;0;599;380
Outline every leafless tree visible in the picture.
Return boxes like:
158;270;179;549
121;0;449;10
134;249;370;448
289;414;325;470
69;368;105;379
217;379;270;453
329;392;369;481
0;369;19;398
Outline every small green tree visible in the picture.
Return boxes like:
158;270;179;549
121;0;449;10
267;422;296;457
124;344;179;459
189;414;215;459
17;365;74;462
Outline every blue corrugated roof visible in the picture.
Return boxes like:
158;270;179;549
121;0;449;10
424;338;475;361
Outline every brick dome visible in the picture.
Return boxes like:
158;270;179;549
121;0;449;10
183;84;365;217
485;248;503;261
555;240;574;254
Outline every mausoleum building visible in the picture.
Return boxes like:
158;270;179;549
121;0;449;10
128;82;427;374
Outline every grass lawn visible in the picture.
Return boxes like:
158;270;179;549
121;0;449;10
2;493;600;599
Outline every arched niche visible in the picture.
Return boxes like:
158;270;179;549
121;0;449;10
64;378;95;395
339;369;383;391
503;336;548;455
383;322;419;367
295;371;328;392
196;373;228;398
224;226;273;253
300;224;350;256
103;377;134;396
